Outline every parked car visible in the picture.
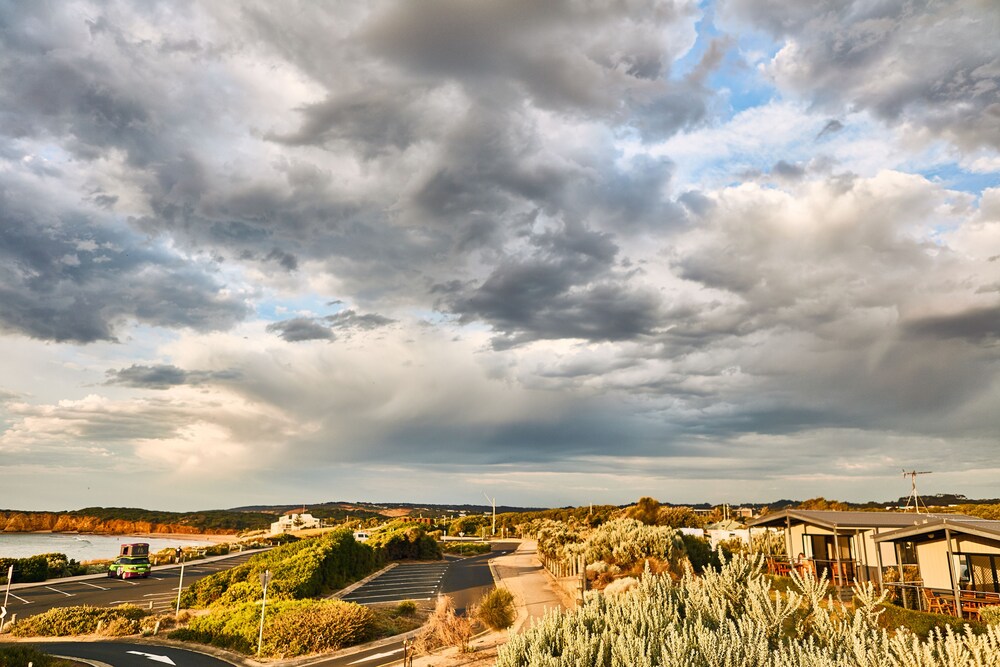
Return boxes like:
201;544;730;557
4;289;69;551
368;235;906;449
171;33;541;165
108;556;151;579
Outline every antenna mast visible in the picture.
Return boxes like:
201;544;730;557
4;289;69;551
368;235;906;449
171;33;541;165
902;470;932;513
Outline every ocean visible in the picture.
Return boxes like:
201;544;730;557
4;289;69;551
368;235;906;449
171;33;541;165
0;533;218;561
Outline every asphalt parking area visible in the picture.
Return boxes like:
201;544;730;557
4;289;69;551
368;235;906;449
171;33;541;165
339;562;450;606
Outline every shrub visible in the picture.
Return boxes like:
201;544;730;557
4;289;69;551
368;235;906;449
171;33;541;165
9;605;147;637
498;555;1000;667
875;601;985;639
440;542;491;557
395;600;418;616
981;605;1000;625
367;522;442;560
182;528;381;607
0;645;78;667
169;599;376;658
414;596;473;654
478;587;516;630
0;555;49;583
681;534;719;573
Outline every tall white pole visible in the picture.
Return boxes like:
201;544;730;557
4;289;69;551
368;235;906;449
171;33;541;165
175;556;185;618
4;564;13;608
257;570;271;657
483;492;496;536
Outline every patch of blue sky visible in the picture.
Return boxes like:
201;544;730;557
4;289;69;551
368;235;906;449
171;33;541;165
918;164;1000;197
669;3;781;121
255;293;347;322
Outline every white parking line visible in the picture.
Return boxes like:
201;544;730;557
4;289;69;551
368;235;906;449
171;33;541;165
143;592;177;598
45;586;74;597
9;593;30;604
80;582;110;591
344;589;438;601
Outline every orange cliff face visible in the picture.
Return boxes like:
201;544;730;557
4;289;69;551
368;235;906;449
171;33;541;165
0;512;236;535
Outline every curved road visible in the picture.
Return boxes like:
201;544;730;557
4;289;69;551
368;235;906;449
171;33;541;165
36;641;234;667
31;542;518;667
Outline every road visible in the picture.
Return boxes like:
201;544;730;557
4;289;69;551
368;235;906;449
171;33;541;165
25;543;518;667
33;641;234;667
5;552;260;620
307;541;518;667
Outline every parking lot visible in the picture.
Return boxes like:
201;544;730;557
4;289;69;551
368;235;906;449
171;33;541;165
3;552;259;619
338;562;450;605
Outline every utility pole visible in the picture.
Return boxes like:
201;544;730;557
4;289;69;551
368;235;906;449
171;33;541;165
902;470;932;513
483;492;496;536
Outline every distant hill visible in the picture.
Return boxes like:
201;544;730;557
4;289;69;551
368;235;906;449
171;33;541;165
227;500;547;518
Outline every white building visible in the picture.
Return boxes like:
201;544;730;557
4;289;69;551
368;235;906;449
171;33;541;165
270;512;321;534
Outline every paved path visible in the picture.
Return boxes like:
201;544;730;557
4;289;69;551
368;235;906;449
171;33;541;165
491;540;571;632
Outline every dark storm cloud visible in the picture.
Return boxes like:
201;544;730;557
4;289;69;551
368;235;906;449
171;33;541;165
0;183;249;344
771;160;806;180
904;306;1000;343
265;309;395;342
720;0;1000;150
106;365;189;389
325;310;395;330
441;223;663;348
104;364;242;390
267;87;439;157
265;318;335;342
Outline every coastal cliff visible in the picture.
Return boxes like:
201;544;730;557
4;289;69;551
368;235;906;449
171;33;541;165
0;511;242;535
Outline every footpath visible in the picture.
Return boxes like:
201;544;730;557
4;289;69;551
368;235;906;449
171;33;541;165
405;539;571;667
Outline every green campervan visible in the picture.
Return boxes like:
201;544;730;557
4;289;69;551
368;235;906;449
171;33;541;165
108;543;151;579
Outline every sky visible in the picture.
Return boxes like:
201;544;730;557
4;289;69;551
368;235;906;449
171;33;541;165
1;0;999;512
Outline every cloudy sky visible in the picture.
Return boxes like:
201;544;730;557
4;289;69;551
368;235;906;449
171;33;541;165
2;1;998;512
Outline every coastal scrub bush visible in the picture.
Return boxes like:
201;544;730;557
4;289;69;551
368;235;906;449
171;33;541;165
477;587;516;630
0;555;49;583
497;554;1000;667
169;599;376;657
182;528;380;607
9;605;147;637
367;522;441;560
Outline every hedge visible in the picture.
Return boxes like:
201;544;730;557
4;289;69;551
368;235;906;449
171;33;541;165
169;599;376;657
8;605;147;637
182;528;381;608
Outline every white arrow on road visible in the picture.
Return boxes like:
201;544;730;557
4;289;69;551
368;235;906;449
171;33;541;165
126;650;176;665
348;648;402;664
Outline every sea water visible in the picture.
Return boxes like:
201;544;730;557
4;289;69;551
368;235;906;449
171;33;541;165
0;533;218;561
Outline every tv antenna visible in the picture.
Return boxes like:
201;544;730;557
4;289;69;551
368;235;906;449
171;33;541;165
902;470;932;513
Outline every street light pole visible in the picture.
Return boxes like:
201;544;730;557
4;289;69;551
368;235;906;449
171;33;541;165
174;553;185;618
258;569;272;657
483;492;496;537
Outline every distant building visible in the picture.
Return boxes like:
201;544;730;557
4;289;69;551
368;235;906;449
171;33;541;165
270;512;320;534
400;516;434;525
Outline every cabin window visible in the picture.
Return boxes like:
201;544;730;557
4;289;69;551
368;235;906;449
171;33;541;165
955;554;1000;592
898;541;918;566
